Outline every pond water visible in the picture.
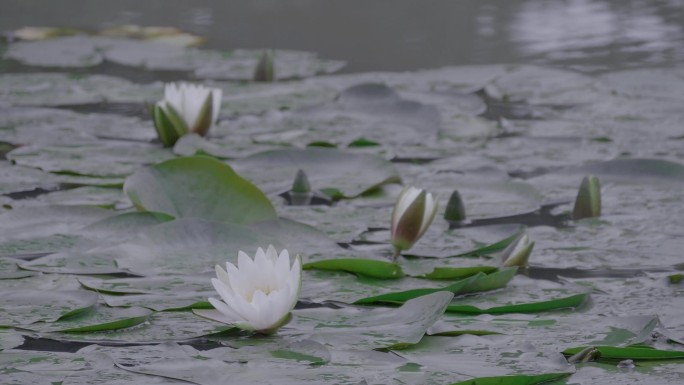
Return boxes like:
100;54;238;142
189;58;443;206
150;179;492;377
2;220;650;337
2;0;684;73
1;1;684;385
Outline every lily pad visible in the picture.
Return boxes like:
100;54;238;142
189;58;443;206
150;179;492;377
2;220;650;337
303;258;405;279
562;345;684;361
124;156;277;224
231;147;401;198
447;293;589;314
448;372;572;385
0;289;98;326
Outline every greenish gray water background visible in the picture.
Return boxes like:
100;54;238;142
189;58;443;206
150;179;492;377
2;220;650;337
2;0;684;73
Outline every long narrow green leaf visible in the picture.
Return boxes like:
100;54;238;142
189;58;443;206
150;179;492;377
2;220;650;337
562;345;684;360
304;258;404;279
455;232;522;258
416;266;498;280
447;293;589;314
353;274;481;305
449;372;571;385
460;267;518;294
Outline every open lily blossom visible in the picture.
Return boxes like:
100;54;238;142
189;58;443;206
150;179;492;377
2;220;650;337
153;82;222;146
194;245;302;334
391;186;438;256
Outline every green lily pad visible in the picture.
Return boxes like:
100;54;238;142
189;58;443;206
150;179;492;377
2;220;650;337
7;142;174;178
39;305;152;333
270;291;454;350
353;274;480;305
231;147;401;198
0;73;155;106
0;289;98;326
303;258;405;279
112;217;340;276
448;372;572;385
0;257;37;279
447;293;589;314
53;311;232;344
562;345;684;361
417;266;499;280
124;156;277;225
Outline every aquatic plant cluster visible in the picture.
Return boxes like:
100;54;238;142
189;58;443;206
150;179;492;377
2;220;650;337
1;30;684;384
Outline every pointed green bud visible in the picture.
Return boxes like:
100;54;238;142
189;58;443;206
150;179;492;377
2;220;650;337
254;49;275;82
573;175;601;220
162;102;190;137
291;169;311;194
444;190;466;221
289;169;313;206
391;186;438;254
500;233;534;268
190;92;213;137
152;103;179;147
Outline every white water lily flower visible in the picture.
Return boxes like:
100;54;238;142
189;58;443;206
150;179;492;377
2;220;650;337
195;245;301;334
152;82;222;146
391;186;438;255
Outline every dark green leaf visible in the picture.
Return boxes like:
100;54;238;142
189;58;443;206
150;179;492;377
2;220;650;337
303;258;404;279
447;293;589;314
124;156;277;224
448;372;572;385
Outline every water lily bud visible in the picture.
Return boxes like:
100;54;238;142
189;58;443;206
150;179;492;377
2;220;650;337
444;190;466;222
572;175;601;220
153;82;222;147
391;186;438;255
500;233;534;268
291;169;311;194
195;245;301;335
254;49;275;82
289;169;313;206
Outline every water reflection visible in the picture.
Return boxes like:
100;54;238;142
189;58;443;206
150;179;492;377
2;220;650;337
0;0;683;72
509;0;683;69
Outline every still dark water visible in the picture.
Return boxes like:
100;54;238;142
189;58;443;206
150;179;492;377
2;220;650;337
2;0;683;73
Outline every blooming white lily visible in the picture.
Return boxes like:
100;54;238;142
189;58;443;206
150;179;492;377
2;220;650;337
153;82;222;146
195;245;301;334
391;186;438;256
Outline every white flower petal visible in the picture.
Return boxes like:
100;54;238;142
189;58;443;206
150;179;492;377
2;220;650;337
214;264;232;287
208;246;301;333
211;88;222;125
392;186;421;231
208;297;246;324
210;278;236;303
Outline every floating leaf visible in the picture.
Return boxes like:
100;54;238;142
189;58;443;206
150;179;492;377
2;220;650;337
0;289;98;326
460;267;518;294
417;266;498;280
448;372;572;385
44;306;153;333
124;156;277;224
303;258;404;279
354;274;480;305
447;293;589;314
562;345;684;361
294;291;455;350
232;147;401;198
